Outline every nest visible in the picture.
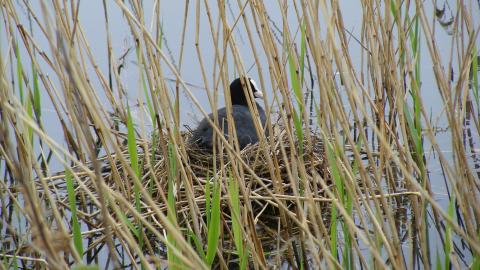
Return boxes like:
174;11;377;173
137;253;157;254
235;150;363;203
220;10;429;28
148;131;332;254
39;129;417;266
182;131;332;223
62;131;332;232
186;131;329;180
41;130;333;263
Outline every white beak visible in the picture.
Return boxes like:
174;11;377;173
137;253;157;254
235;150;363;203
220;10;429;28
254;90;264;99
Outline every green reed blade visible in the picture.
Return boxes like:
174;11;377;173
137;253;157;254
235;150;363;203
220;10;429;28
206;180;221;267
65;168;83;258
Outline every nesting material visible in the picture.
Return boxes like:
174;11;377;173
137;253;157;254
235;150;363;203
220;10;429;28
87;130;332;226
42;130;333;252
186;130;330;192
39;129;416;264
188;130;333;226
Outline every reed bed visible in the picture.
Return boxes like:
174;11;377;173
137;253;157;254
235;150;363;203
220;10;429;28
1;0;479;269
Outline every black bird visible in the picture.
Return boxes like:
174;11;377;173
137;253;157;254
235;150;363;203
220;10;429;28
189;77;266;150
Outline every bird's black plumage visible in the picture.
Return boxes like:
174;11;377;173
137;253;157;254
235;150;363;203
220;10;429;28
189;77;266;150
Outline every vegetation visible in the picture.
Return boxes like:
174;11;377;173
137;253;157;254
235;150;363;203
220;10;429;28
0;1;479;269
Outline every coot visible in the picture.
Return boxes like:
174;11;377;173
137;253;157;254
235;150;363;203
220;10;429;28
189;77;266;150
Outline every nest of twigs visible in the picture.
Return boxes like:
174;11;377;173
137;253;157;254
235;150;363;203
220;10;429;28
75;130;330;226
84;131;329;213
45;130;333;258
182;130;332;224
185;131;329;180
